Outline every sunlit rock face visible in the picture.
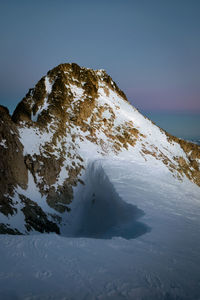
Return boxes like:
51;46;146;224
0;63;200;235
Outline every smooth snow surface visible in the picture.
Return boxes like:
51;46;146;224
1;159;200;300
19;127;53;156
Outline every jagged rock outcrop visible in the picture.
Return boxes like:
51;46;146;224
0;63;200;234
0;105;28;215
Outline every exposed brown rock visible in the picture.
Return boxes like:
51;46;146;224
0;63;200;236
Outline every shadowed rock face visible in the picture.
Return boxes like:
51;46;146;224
0;63;200;235
19;194;60;234
0;106;60;234
0;106;28;216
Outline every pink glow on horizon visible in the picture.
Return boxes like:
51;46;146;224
126;87;200;113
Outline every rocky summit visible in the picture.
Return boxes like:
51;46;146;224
0;63;200;235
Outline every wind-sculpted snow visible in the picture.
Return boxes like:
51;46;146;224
0;159;200;299
1;63;200;299
61;160;150;239
1;63;200;234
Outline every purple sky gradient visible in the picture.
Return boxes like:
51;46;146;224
126;88;200;112
0;0;200;115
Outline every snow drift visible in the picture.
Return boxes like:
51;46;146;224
63;160;150;239
0;158;200;300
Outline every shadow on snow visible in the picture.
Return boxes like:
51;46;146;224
72;161;151;240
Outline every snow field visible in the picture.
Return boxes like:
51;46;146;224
1;159;200;299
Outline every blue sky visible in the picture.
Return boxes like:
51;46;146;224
0;0;200;137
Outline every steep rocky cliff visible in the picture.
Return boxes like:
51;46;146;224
0;63;200;234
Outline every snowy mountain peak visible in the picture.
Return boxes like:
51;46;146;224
0;63;200;234
12;63;127;125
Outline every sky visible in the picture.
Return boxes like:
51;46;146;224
0;0;200;137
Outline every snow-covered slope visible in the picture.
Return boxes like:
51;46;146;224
0;62;200;236
0;63;199;235
1;63;200;299
0;160;200;300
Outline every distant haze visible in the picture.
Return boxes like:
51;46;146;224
143;111;200;140
0;0;199;137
